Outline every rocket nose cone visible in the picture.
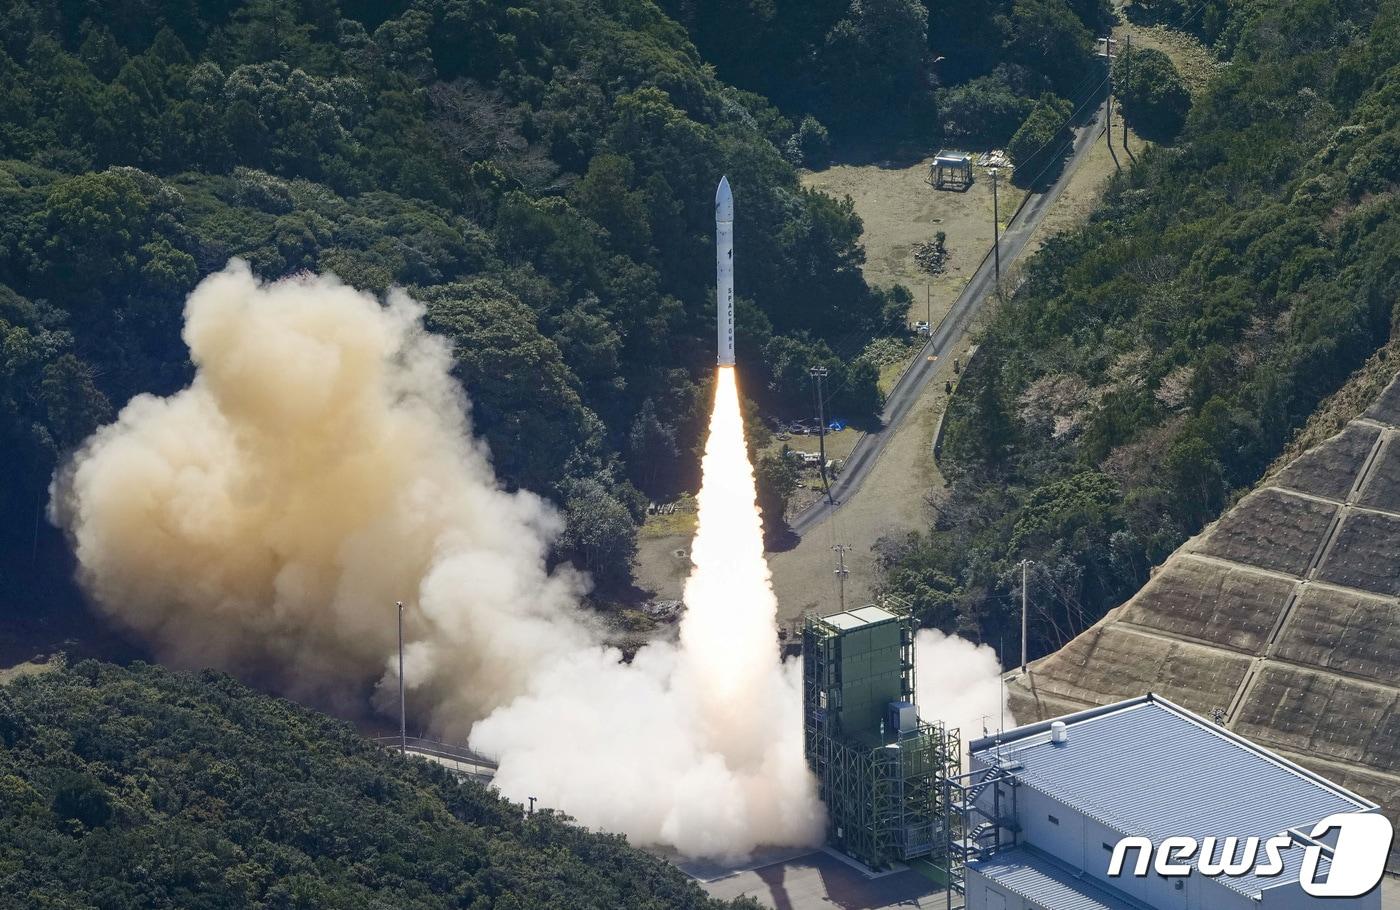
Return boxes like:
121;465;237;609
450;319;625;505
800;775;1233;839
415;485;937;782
715;176;734;222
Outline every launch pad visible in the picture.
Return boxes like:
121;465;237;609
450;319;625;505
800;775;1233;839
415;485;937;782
802;603;961;873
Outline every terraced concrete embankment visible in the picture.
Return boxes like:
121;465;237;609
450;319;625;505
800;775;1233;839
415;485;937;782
1010;375;1400;865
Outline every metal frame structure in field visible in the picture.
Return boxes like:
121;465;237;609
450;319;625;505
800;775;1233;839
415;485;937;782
930;150;973;190
802;603;962;871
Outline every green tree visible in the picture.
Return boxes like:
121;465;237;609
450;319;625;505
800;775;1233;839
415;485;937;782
785;115;831;168
818;0;931;128
420;281;601;495
1010;0;1095;92
0;661;744;907
939;72;1037;144
1114;46;1191;141
1007;93;1074;186
754;450;800;534
627;398;680;496
50;771;112;830
558;477;639;590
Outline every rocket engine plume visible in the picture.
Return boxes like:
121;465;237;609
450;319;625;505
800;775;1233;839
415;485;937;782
471;364;824;857
676;365;778;761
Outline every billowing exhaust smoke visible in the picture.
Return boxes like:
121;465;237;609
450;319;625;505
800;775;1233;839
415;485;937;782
50;261;594;724
914;630;1013;763
53;262;1009;858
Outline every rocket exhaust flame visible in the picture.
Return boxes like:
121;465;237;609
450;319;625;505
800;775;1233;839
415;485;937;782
678;365;779;759
472;363;824;857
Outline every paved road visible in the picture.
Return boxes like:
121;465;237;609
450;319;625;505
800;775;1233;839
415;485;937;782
701;849;959;910
790;100;1108;538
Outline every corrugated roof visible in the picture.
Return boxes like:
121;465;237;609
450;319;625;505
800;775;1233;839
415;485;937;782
972;697;1367;896
970;846;1152;910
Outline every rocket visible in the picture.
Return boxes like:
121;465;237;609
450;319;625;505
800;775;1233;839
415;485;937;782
715;176;735;367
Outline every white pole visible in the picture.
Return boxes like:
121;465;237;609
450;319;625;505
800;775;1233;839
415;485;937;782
1020;561;1028;674
397;601;406;755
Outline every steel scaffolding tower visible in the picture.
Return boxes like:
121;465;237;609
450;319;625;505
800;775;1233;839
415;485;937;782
802;603;961;871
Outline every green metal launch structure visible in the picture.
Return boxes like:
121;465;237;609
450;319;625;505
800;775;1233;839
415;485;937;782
802;602;961;871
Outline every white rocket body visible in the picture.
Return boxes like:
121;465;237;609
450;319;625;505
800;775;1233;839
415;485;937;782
715;176;735;367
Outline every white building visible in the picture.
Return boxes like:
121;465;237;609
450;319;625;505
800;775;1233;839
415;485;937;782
959;694;1383;910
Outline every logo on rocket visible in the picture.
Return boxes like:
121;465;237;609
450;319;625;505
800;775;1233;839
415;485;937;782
715;176;735;367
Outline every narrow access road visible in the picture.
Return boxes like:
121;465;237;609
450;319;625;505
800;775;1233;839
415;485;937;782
790;102;1108;538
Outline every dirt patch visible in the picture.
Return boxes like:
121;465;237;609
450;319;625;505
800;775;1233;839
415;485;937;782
0;657;60;685
632;533;692;603
801;156;1023;328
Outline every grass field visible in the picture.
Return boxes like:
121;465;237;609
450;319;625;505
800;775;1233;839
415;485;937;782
801;154;1024;332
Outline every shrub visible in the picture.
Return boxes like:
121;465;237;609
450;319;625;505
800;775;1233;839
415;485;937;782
785;115;831;167
1113;47;1191;141
1007;93;1075;185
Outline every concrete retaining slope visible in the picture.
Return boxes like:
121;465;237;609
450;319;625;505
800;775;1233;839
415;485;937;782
1010;374;1400;868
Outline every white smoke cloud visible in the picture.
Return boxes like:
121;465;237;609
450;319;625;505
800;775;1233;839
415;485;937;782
914;629;1016;760
50;261;593;724
53;262;1005;859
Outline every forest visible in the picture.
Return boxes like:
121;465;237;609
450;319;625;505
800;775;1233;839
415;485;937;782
880;0;1400;662
8;0;1397;901
658;0;1113;151
0;659;752;908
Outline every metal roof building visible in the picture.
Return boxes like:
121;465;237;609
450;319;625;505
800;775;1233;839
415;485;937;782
956;694;1381;910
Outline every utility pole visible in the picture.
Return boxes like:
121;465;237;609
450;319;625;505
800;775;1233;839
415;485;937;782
926;283;931;331
1100;34;1119;170
1122;34;1132;153
833;543;851;612
528;796;537;815
810;365;833;504
1020;560;1029;674
397;601;407;755
989;168;1001;286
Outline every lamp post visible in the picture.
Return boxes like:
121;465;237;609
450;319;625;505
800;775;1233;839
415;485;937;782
397;601;406;755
